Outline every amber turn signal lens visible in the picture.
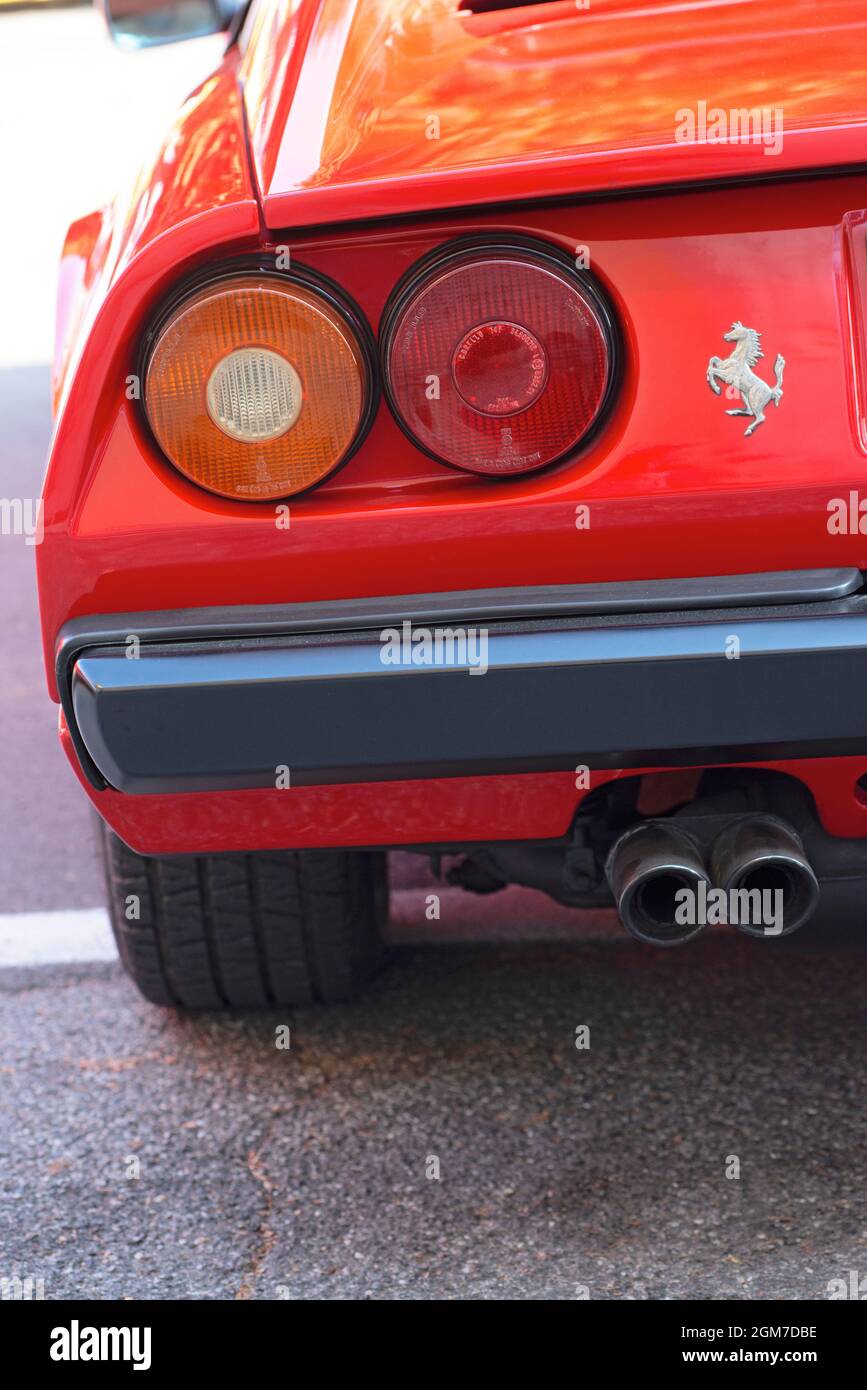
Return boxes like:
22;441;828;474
145;274;368;500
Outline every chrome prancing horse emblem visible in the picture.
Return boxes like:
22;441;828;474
707;322;785;436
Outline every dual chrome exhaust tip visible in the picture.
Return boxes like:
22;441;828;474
605;815;820;947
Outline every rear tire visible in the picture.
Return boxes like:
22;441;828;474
97;820;387;1009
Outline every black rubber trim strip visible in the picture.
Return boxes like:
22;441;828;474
55;569;863;790
67;587;867;795
57;568;862;653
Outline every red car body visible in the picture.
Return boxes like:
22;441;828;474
37;0;867;959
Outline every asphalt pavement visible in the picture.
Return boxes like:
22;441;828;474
1;7;866;1303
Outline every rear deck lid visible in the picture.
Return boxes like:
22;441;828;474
241;0;867;229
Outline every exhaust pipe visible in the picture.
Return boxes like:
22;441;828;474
710;815;819;937
606;822;713;946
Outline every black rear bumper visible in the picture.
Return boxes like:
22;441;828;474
57;569;867;795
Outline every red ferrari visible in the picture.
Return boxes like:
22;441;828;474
38;0;867;1007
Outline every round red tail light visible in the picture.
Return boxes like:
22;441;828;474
382;243;615;476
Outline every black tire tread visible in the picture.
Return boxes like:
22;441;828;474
97;820;386;1009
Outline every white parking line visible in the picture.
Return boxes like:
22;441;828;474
0;908;116;966
0;890;620;969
